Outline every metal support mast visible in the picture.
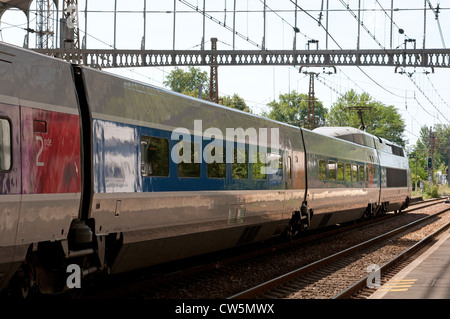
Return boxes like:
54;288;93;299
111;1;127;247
428;127;436;183
209;38;219;103
447;136;450;186
36;0;56;49
307;73;316;130
447;135;450;187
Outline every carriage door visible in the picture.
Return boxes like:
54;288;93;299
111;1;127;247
0;59;21;281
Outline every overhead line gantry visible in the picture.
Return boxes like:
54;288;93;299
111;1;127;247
33;47;450;70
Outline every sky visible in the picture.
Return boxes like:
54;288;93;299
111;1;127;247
1;0;450;149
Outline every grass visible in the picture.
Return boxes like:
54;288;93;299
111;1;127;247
412;183;449;199
439;184;450;196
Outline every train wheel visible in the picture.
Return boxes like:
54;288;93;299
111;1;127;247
362;204;373;220
285;224;299;240
362;210;371;220
10;260;39;299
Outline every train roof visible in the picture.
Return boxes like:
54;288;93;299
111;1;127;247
313;127;378;147
313;126;405;156
79;65;303;134
0;41;79;113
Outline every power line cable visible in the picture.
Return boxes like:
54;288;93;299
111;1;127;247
340;0;448;123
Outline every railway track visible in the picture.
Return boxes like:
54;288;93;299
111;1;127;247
84;198;446;299
229;200;450;299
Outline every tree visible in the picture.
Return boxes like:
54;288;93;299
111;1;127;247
431;124;450;173
407;138;428;192
326;89;406;146
163;66;209;97
263;91;327;127
410;124;449;178
164;67;251;113
221;94;251;113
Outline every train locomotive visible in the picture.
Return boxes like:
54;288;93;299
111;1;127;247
0;42;411;296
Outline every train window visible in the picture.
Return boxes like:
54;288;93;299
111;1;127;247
177;141;201;178
366;165;373;182
232;148;248;179
374;165;379;185
352;164;358;182
0;119;11;171
141;136;169;177
388;144;404;157
319;160;326;181
278;155;283;177
265;152;283;178
359;165;365;182
252;151;267;180
328;161;336;181
386;167;407;187
206;144;226;178
345;163;351;181
337;162;344;181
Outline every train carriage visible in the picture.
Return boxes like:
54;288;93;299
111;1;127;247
0;41;411;296
78;66;307;273
375;136;411;212
303;128;381;228
0;42;82;294
313;127;411;216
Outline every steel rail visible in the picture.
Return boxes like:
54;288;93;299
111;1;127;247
333;207;450;299
85;198;442;299
228;203;450;299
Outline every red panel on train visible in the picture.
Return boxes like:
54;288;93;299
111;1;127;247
21;107;81;194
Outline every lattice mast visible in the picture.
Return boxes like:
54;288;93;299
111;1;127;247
307;73;315;130
35;0;56;49
209;38;219;103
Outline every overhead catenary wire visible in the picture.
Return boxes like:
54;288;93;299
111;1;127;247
2;0;446;141
338;0;449;124
287;0;445;146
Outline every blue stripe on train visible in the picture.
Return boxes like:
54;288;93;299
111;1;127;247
92;119;284;193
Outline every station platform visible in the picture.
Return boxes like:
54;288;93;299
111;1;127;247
369;228;450;299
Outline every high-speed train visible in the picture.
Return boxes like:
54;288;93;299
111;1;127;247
0;42;411;296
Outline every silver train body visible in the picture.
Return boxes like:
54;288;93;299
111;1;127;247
0;42;411;295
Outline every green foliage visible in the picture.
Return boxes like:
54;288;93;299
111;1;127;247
164;67;251;113
163;66;209;95
423;182;439;198
221;94;251;113
326;89;406;146
408;156;427;191
263;91;327;127
408;124;449;185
